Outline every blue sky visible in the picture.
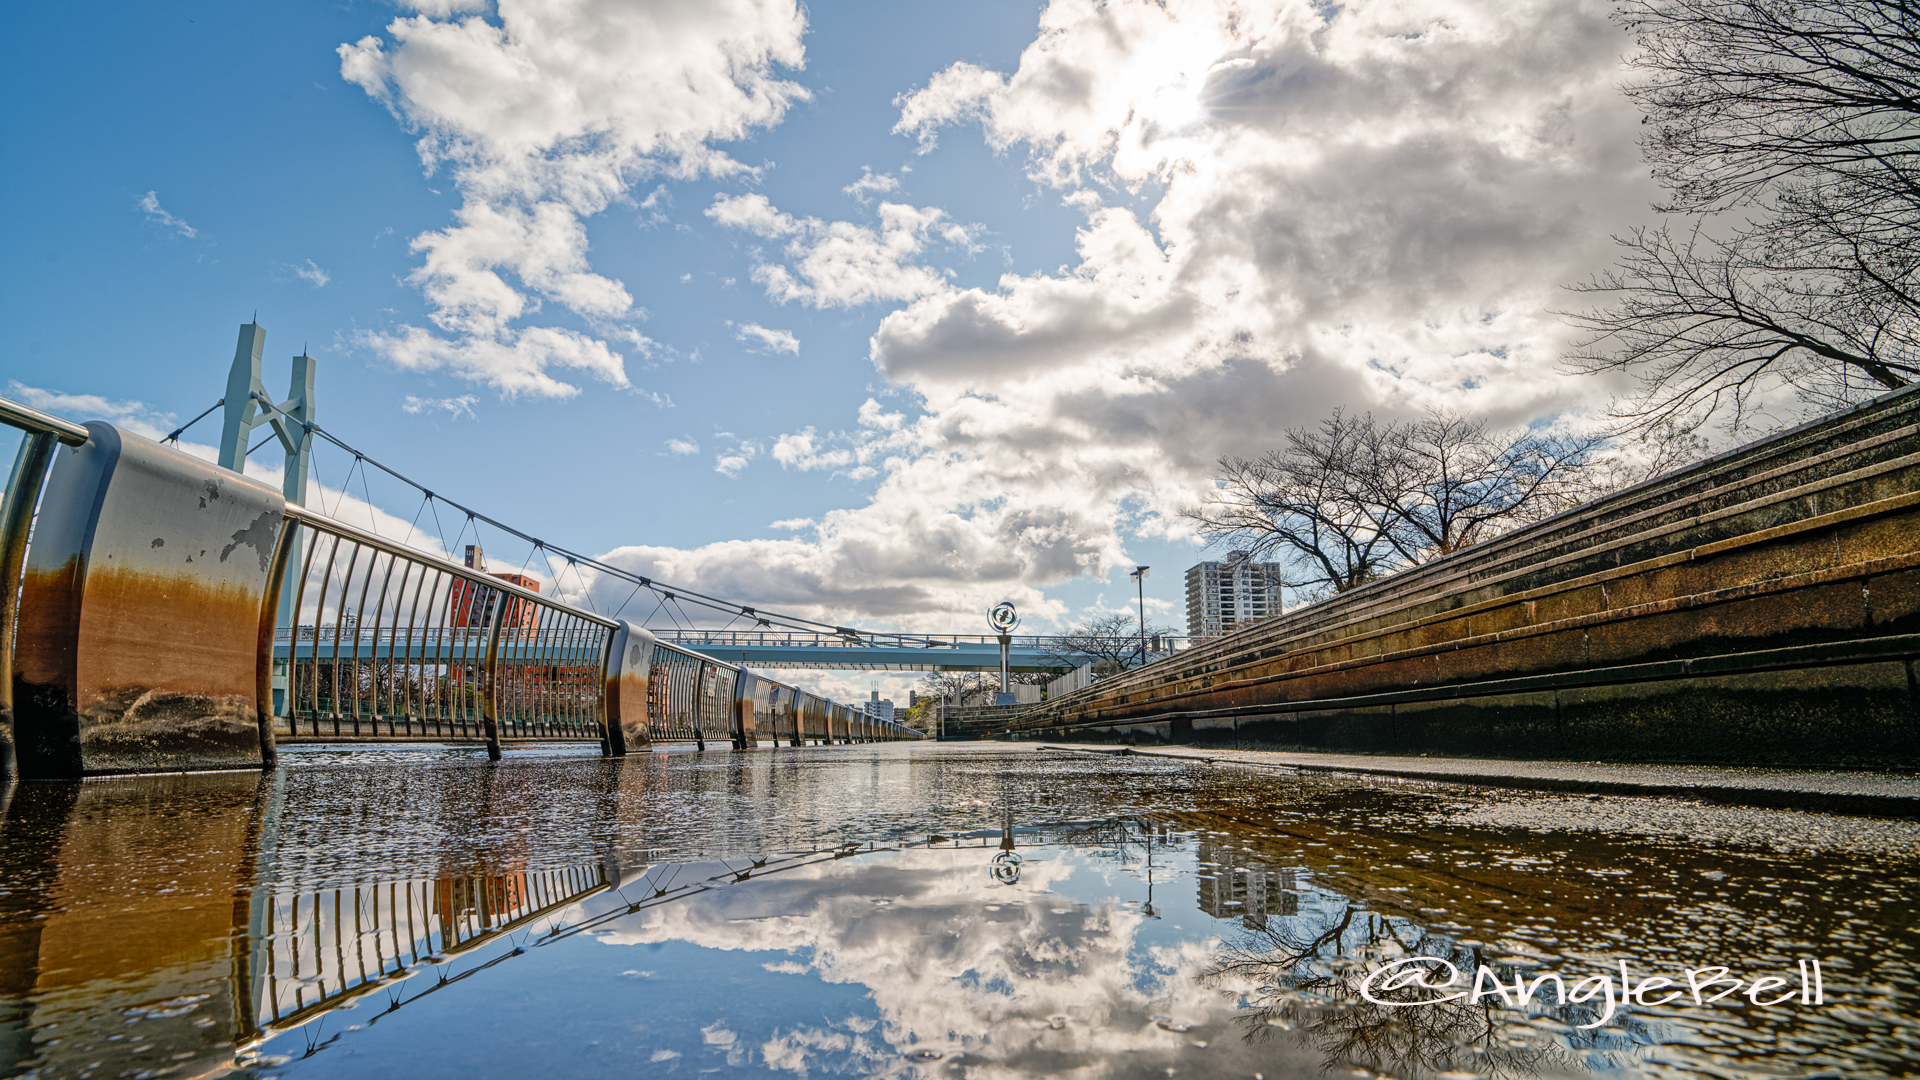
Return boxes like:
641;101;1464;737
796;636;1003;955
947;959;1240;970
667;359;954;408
2;0;1665;697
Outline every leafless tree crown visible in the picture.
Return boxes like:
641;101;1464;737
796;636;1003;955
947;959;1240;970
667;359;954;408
1565;0;1920;433
1183;409;1596;599
1040;611;1181;675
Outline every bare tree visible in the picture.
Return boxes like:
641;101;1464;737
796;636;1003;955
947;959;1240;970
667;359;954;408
1566;0;1920;433
1367;410;1598;561
1040;612;1183;675
1185;410;1404;595
915;670;1000;708
1185;409;1595;597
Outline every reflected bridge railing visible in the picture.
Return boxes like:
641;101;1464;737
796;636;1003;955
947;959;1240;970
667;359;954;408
242;864;611;1040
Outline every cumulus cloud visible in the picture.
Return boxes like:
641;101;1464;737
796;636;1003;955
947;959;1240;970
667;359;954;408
706;194;970;308
339;0;810;397
665;436;701;456
355;322;629;399
616;0;1658;628
708;431;760;478
138;191;197;238
401;393;478;420
734;322;800;355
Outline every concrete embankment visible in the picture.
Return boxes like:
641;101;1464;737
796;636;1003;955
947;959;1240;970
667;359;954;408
1014;387;1920;767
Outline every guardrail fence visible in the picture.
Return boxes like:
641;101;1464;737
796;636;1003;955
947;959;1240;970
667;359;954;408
0;399;921;780
274;506;615;744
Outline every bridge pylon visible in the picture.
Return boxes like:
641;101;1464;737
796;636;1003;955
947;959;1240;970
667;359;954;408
216;321;316;713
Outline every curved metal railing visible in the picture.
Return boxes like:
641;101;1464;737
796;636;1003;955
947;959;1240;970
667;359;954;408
272;505;617;750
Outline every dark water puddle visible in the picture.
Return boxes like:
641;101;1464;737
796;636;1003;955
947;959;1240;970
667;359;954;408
2;743;1916;1078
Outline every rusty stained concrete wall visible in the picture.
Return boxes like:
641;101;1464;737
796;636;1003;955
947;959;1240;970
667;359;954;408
1023;390;1920;767
14;423;284;777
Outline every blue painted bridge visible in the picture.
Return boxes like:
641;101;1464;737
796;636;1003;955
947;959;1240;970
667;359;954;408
641;629;1114;671
271;628;1118;672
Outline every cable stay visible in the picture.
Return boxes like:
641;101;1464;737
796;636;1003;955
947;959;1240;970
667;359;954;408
245;395;961;649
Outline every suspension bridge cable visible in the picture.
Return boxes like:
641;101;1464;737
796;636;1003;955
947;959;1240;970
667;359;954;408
243;393;951;647
163;399;225;444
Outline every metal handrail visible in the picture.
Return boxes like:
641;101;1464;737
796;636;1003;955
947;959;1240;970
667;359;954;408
1;396;89;768
283;504;619;629
0;395;91;446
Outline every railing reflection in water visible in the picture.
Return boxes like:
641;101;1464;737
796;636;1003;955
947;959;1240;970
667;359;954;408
245;863;611;1037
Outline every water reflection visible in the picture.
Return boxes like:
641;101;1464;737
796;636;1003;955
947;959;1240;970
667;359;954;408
1;745;1916;1079
248;865;608;1032
1204;902;1623;1078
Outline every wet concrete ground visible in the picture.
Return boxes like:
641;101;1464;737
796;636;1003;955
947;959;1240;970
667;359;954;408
1041;744;1920;815
2;742;1916;1079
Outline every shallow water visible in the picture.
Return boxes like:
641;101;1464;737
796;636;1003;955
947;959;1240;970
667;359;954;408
2;742;1916;1079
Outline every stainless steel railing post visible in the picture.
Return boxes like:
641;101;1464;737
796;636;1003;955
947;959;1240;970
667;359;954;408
479;588;507;762
254;513;300;769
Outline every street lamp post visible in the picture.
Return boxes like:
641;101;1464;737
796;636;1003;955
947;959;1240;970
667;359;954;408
1128;566;1150;667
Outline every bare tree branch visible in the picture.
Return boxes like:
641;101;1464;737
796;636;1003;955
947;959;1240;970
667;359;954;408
1183;409;1597;601
1565;0;1920;434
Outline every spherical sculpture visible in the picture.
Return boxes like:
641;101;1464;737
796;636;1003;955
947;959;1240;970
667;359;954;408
987;601;1020;634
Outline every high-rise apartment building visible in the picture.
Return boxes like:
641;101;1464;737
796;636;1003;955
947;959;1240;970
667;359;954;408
864;690;895;723
1184;552;1284;638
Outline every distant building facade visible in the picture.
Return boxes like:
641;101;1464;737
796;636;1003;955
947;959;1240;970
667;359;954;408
448;545;542;629
1195;842;1298;928
1184;552;1284;638
864;691;895;723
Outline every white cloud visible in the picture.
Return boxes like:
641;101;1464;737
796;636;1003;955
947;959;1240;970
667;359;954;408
665;436;700;456
841;166;899;202
706;194;967;308
6;382;177;442
352;322;629;400
573;846;1298;1078
734;322;800;355
138;191;197;238
585;0;1662;630
290;259;331;287
770;427;853;470
339;0;810;397
401;393;478;420
892;63;1005;154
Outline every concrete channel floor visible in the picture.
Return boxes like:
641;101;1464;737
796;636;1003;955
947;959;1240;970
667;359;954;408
1034;743;1920;818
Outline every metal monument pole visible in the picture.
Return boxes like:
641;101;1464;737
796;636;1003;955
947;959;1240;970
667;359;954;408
1129;566;1150;667
988;601;1020;706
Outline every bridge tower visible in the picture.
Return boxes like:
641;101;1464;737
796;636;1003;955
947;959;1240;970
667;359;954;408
216;322;316;712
